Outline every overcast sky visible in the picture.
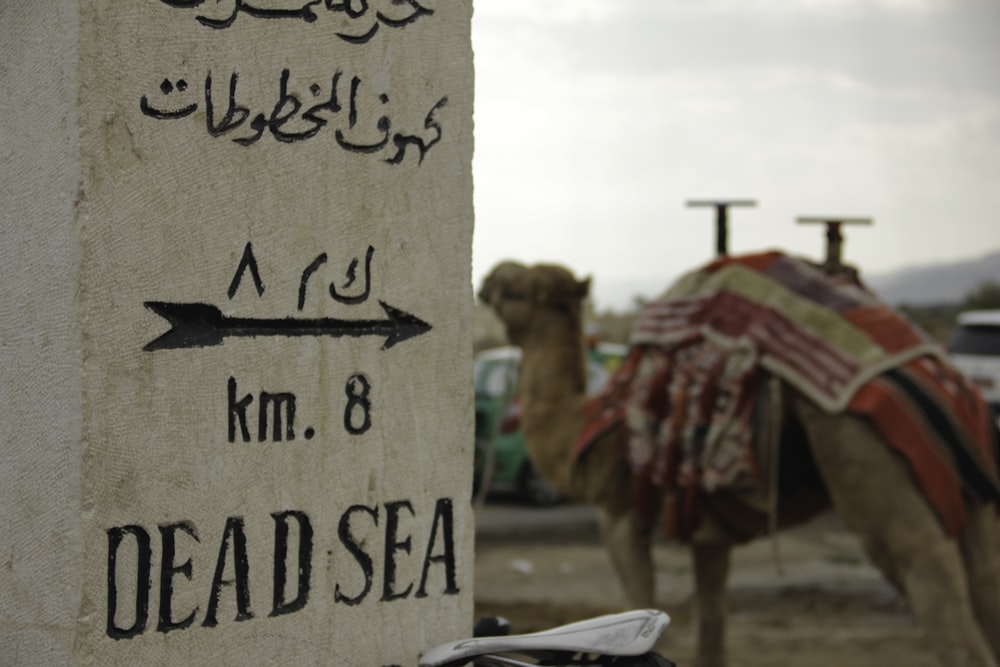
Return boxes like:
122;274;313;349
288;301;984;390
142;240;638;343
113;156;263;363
470;0;1000;310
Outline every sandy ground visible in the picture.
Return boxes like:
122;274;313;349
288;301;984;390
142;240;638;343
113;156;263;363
473;504;937;667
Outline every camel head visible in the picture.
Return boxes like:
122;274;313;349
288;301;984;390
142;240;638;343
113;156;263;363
479;261;590;347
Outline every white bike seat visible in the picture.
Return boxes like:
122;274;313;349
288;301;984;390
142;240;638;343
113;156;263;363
419;609;670;667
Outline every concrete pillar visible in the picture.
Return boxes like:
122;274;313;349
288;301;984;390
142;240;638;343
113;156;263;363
1;2;474;664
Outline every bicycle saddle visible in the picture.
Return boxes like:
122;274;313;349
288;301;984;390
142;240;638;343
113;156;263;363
419;609;671;667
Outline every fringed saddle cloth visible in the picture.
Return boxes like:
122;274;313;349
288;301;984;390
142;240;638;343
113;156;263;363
576;251;1000;538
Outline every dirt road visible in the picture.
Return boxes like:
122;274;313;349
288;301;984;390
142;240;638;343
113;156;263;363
473;502;936;667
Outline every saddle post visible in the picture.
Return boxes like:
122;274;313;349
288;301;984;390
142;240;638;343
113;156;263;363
686;199;757;257
796;216;873;273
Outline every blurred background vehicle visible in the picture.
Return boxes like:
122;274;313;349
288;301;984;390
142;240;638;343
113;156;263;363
947;310;1000;426
473;342;627;505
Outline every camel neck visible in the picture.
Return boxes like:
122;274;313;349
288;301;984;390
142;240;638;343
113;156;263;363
515;334;587;497
518;334;587;401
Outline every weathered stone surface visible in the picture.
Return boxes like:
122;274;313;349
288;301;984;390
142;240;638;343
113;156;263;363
1;2;474;664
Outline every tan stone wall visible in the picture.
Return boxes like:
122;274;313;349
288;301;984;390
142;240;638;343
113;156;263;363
2;2;473;664
0;4;84;664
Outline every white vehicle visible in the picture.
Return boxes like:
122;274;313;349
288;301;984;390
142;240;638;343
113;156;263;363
947;310;1000;423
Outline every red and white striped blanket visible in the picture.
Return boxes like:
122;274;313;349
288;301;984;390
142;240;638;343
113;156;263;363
577;251;1000;537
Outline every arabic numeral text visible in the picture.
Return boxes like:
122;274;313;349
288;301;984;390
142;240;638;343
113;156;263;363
344;374;372;436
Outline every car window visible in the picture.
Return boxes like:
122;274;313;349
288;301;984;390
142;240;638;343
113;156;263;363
476;361;516;397
585;360;610;396
474;346;623;398
948;325;1000;356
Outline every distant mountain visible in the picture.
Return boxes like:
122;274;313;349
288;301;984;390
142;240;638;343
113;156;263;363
865;251;1000;306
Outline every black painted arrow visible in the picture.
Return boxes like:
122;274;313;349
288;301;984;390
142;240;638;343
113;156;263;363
143;300;431;351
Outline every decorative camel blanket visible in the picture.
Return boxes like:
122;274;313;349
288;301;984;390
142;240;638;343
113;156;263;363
576;251;1000;537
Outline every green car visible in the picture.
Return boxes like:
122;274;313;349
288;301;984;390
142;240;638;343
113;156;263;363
472;342;627;505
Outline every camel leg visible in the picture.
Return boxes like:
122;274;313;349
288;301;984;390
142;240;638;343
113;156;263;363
690;542;730;667
793;397;998;667
960;504;1000;662
596;507;656;608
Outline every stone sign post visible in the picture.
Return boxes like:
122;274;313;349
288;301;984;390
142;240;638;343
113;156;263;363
1;2;474;664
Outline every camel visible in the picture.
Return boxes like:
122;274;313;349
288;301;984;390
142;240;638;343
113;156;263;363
479;255;1000;667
